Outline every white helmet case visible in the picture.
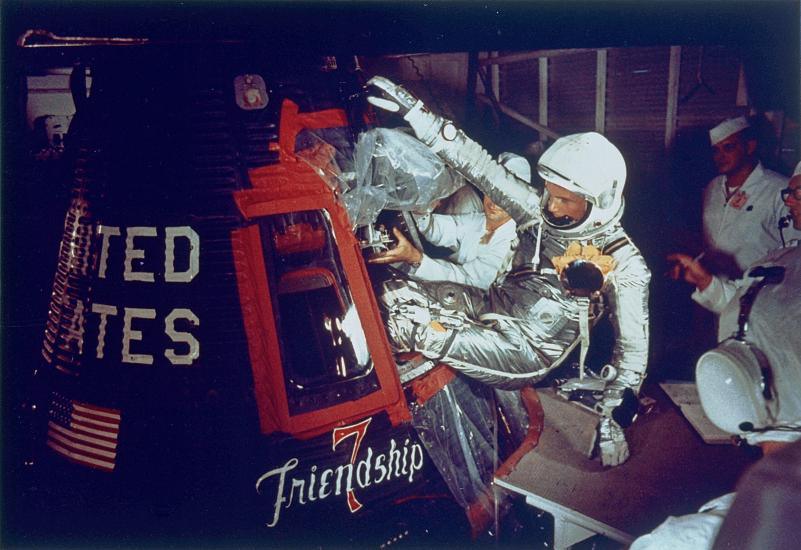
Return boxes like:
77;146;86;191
537;132;626;239
696;340;775;435
695;264;800;439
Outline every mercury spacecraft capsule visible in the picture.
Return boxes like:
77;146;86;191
21;40;540;547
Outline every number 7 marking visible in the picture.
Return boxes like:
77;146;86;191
332;417;372;513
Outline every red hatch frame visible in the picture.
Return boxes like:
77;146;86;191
231;100;410;440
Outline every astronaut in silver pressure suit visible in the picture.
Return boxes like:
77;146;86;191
368;77;651;466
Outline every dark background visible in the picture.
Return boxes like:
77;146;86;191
2;0;799;547
3;1;799;109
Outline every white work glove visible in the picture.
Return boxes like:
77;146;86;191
598;416;630;467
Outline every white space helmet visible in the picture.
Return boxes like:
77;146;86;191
696;339;775;435
537;132;626;239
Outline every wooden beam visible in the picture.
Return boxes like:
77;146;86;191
477;94;561;140
665;46;682;148
491;51;500;101
479;48;597;67
736;62;750;107
477;51;489;95
539;57;549;139
477;67;502;129
595;49;607;134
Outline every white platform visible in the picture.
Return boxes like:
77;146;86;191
494;387;756;549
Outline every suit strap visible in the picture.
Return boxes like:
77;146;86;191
602;237;630;256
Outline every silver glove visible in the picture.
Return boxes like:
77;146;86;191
367;75;540;228
596;386;625;417
598;416;630;467
595;367;643;416
366;76;420;115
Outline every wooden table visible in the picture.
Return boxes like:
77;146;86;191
494;385;757;549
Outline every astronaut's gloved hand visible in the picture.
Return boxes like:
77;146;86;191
366;76;420;116
595;367;643;425
596;385;625;417
366;76;447;147
598;416;630;467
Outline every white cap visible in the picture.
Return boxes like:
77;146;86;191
793;161;801;177
709;116;750;145
498;152;531;184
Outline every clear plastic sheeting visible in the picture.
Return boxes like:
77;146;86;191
408;375;529;529
295;127;357;192
351;128;466;226
296;127;466;228
494;388;531;445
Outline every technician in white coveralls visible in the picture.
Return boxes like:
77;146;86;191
367;76;651;466
637;163;801;550
701;116;798;278
436;183;484;215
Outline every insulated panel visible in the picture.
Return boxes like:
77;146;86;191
548;51;597;135
499;57;540;122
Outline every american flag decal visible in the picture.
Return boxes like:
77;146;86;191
47;392;121;472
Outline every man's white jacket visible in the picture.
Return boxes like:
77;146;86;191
410;211;517;290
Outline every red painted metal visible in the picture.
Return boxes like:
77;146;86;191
232;100;410;440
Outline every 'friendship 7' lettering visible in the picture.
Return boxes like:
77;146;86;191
255;418;425;527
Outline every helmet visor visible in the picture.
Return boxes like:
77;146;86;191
541;187;592;229
538;164;597;206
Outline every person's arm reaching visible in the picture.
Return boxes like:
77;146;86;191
666;252;737;314
370;218;516;290
413;223;515;290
